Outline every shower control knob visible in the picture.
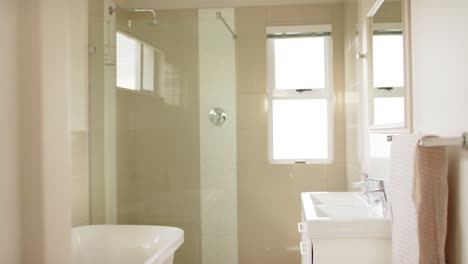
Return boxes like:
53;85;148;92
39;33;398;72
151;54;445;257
209;107;227;126
356;53;367;59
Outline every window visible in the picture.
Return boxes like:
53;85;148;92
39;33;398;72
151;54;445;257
372;23;405;126
116;31;159;92
267;25;333;163
116;32;141;90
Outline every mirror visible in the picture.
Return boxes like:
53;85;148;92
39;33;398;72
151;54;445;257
368;0;411;131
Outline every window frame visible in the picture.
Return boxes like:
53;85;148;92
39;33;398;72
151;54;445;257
267;24;334;164
116;30;161;94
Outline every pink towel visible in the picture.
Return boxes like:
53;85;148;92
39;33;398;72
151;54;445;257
389;135;448;264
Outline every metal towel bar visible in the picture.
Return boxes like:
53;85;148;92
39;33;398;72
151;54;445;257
387;133;468;149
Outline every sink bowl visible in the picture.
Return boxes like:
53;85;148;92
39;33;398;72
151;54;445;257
313;205;381;219
309;192;366;206
302;192;391;238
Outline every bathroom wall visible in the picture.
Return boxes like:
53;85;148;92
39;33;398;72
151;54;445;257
235;4;346;263
410;0;468;262
15;0;86;262
89;0;106;224
0;0;20;262
0;0;87;261
373;1;402;23
71;132;90;227
115;10;202;264
103;0;118;224
198;9;238;264
71;0;90;227
344;0;363;189
89;0;118;224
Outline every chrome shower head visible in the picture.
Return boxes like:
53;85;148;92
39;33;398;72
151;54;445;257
109;7;159;26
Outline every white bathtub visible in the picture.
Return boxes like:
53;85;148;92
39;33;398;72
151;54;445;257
72;225;184;264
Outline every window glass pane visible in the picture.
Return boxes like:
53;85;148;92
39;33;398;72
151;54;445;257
272;99;328;160
116;32;141;90
274;37;326;90
373;34;404;88
142;44;154;92
373;97;404;126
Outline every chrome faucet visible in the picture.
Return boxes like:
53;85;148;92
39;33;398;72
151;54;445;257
354;173;388;214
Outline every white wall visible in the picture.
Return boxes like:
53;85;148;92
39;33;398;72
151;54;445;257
17;0;82;262
0;0;87;263
411;0;468;262
199;8;238;264
0;0;20;262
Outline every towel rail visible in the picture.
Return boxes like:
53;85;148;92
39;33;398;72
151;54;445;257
387;132;468;149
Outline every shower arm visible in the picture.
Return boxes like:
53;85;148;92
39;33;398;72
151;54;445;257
109;7;158;24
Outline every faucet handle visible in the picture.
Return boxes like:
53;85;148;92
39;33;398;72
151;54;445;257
352;180;365;188
366;178;385;190
350;172;371;191
352;180;368;193
361;172;369;181
354;173;386;192
352;173;370;191
361;172;385;189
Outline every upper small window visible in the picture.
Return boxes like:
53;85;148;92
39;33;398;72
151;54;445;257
116;31;159;93
116;32;141;90
267;25;333;164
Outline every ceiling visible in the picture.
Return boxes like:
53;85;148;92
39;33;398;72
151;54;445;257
116;0;347;9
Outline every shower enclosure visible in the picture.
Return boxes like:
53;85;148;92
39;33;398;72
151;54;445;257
89;1;238;263
87;1;354;264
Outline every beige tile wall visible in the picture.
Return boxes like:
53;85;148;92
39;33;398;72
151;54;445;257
115;10;202;264
236;4;346;263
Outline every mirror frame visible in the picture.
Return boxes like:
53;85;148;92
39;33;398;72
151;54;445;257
366;0;413;133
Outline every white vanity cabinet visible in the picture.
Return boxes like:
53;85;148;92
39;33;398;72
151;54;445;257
300;192;392;264
299;213;312;264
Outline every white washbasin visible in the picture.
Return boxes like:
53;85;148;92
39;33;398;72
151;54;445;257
302;192;391;238
72;225;184;264
313;205;382;219
309;192;367;206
